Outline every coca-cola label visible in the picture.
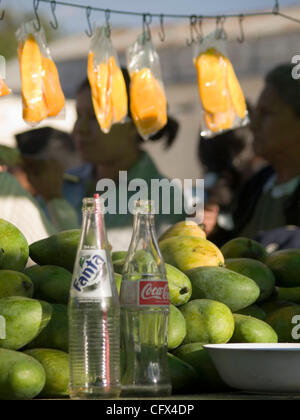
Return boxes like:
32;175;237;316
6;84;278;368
139;280;169;306
71;250;112;298
120;279;170;307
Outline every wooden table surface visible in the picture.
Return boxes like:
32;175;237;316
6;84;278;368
51;392;300;400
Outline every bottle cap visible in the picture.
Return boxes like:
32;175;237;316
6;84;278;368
82;195;102;212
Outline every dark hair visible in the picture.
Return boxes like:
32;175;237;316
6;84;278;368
78;67;179;149
266;63;300;117
15;127;75;156
198;128;252;173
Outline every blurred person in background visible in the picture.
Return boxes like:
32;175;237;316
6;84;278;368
0;146;57;244
202;63;300;250
65;69;185;249
13;127;81;231
199;122;267;240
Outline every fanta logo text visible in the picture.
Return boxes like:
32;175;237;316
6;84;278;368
73;254;105;292
139;281;169;306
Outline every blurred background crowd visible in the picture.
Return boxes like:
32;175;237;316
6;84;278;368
1;0;300;251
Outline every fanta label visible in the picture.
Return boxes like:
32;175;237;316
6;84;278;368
120;279;169;307
71;250;112;298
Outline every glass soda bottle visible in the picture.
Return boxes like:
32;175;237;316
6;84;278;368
68;194;121;399
120;200;171;397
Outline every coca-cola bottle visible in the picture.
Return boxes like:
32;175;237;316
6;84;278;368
120;200;171;397
69;194;121;399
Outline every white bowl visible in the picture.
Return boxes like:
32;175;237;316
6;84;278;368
204;344;300;394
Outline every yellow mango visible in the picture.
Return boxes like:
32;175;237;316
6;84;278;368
87;52;113;132
19;35;48;124
195;48;231;114
226;58;247;119
213;108;236;130
130;68;167;137
0;76;10;97
108;56;128;123
159;235;225;273
42;56;65;117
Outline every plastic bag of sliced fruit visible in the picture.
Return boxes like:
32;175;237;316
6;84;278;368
88;26;128;134
194;29;249;138
127;28;168;140
16;20;65;126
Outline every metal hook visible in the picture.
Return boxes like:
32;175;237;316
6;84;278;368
0;0;5;20
186;15;198;46
198;15;204;42
158;14;166;42
215;16;227;40
50;1;58;30
273;0;280;14
105;9;111;38
142;13;152;42
85;6;93;38
237;14;245;43
33;0;41;31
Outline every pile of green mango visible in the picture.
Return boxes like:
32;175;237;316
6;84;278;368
1;217;300;398
0;220;70;400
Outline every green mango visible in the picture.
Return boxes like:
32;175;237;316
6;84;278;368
24;349;69;398
29;230;80;272
168;304;186;350
167;353;198;394
114;273;122;294
0;297;52;350
230;314;278;343
276;286;300;305
24;265;71;304
113;250;192;307
265;249;300;287
166;264;192;307
159;221;206;242
235;304;266;320
180;299;235;344
159;236;224;273
0;270;33;298
259;299;298;315
187;266;260;312
173;343;228;391
113;259;125;275
225;258;275;303
26;304;68;352
221;237;267;262
111;251;127;262
0;348;46;400
0;219;29;271
265;305;300;343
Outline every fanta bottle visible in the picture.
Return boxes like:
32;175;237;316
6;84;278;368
68;194;120;399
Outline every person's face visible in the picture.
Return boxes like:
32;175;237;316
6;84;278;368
251;84;300;161
72;86;137;165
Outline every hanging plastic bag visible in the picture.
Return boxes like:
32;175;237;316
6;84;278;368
16;21;65;125
127;31;168;140
194;29;248;138
0;55;11;97
88;26;128;134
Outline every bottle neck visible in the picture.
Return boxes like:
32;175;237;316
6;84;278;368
132;212;156;243
80;209;108;250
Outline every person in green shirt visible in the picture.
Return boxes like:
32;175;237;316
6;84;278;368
203;63;300;248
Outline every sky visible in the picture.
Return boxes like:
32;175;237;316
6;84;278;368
6;0;300;33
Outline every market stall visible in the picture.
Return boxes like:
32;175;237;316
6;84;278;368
0;0;300;404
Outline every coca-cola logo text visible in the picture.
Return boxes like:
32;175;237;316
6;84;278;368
139;280;170;306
